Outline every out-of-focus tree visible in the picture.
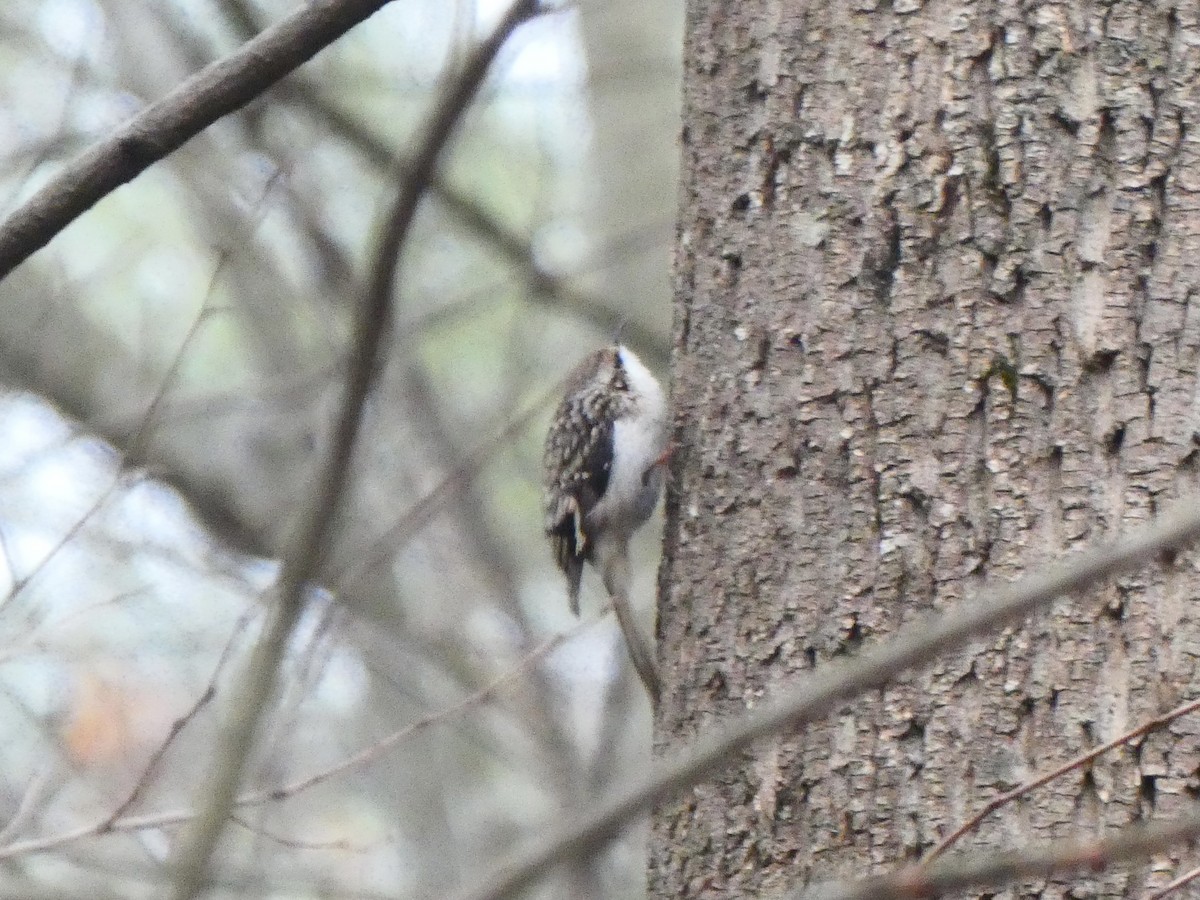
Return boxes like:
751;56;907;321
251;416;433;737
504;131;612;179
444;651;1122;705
0;0;680;896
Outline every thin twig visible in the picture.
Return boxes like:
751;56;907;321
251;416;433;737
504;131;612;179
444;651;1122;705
798;810;1200;900
0;588;151;666
101;610;253;828
448;501;1200;900
1146;861;1200;899
330;379;561;591
245;629;569;805
228;813;372;853
925;696;1200;863
0;522;16;591
0;614;588;862
124;270;221;466
3;270;217;613
167;9;542;893
0;770;52;846
0;473;132;611
279;79;668;364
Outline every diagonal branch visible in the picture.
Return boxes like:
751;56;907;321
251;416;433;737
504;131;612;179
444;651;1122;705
166;3;541;897
0;0;398;282
450;502;1200;900
0;608;604;863
924;696;1200;863
282;79;669;363
1147;862;1200;899
798;809;1200;900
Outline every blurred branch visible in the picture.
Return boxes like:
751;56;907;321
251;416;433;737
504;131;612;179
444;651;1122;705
285;79;668;363
167;2;541;897
925;696;1200;864
0;0;402;281
3;267;223;612
450;502;1200;900
101;611;251;829
241;626;573;804
1148;863;1200;899
1;473;131;611
229;813;374;853
0;219;301;562
0;611;601;860
0;313;268;556
800;811;1200;900
126;261;226;466
0;770;53;847
331;378;559;590
191;0;669;361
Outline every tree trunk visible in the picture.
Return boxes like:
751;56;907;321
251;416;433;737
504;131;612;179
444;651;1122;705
654;2;1200;896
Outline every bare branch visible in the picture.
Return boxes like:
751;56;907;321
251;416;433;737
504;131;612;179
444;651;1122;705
449;502;1200;900
925;696;1200;863
331;379;560;591
228;814;374;853
100;611;251;829
0;770;53;846
0;0;405;281
243;629;570;805
1146;862;1200;899
1;473;132;612
0;611;597;862
799;811;1200;900
165;3;541;896
281;79;669;364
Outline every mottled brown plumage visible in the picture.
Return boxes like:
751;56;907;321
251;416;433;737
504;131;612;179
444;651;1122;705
542;345;666;615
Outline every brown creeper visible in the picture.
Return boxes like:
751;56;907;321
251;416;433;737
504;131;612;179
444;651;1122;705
543;345;667;702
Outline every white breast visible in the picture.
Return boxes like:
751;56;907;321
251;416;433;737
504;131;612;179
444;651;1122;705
596;346;667;538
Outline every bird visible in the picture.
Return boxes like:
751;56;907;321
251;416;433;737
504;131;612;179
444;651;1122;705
543;344;668;703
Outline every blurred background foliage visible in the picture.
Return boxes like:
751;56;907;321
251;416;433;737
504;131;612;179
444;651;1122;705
0;0;681;896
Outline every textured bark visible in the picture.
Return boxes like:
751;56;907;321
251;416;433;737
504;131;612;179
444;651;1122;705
655;2;1200;897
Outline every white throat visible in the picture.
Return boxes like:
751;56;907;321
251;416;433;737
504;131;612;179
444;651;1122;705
598;346;667;538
